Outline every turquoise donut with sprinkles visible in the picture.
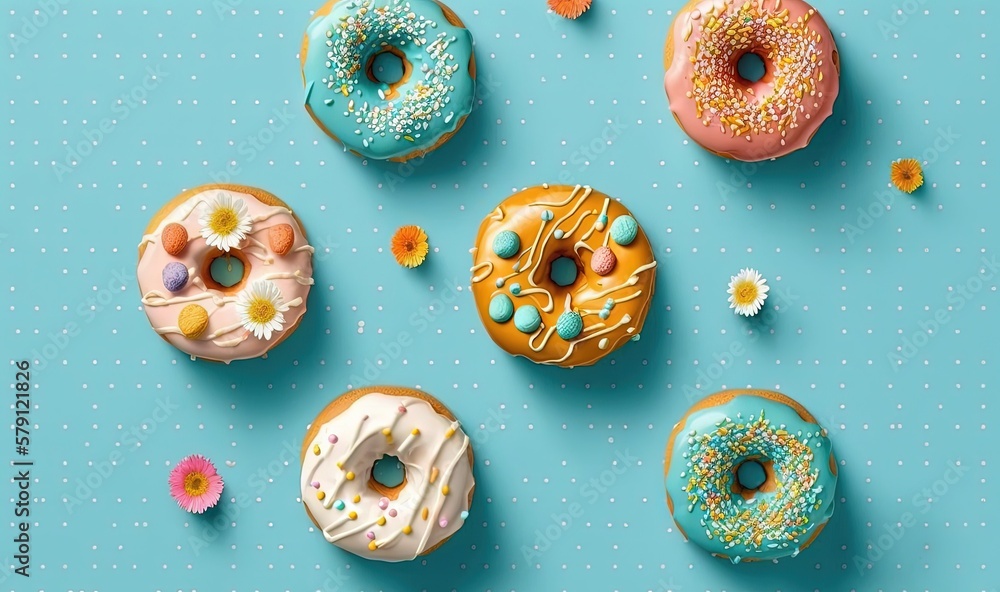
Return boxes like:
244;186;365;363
664;389;838;563
301;0;476;161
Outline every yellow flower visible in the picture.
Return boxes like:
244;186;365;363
548;0;592;19
391;225;429;268
890;158;924;194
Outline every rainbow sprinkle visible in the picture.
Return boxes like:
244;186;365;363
688;1;827;140
680;410;824;554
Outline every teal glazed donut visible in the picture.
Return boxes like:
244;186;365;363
664;389;837;563
301;0;476;162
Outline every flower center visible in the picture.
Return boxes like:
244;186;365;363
246;297;277;325
733;281;758;305
209;208;240;235
403;239;416;252
184;471;209;497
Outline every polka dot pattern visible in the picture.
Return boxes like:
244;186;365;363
2;2;995;590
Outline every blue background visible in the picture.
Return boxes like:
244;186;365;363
2;1;997;590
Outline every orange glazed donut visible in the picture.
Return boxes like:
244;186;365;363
664;0;840;161
470;185;658;368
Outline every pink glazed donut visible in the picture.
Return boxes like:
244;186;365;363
137;184;314;363
664;0;840;161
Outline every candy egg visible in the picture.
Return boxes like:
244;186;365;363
491;230;520;259
590;246;617;276
177;304;209;339
162;262;189;292
556;310;584;340
610;215;639;246
161;223;188;256
268;223;295;256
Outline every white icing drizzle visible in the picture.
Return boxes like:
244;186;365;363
489;206;504;221
300;394;473;562
529;326;557;352
581;262;658;303
470;261;494;283
137;188;315;361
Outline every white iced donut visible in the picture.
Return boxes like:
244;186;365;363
300;386;475;562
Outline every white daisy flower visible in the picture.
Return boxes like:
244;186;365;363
727;268;769;317
236;279;289;340
199;192;252;252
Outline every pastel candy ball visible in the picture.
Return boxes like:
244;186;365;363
334;499;346;510
489;294;514;323
162;262;189;292
513;305;542;333
590;246;617;276
610;215;639;246
268;223;295;256
161;223;188;256
492;230;520;259
177;304;209;339
556;311;584;340
510;282;521;295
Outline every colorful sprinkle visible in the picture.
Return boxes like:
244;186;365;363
376;516;387;526
460;510;469;520
366;531;375;540
402;525;412;534
334;499;346;510
312;444;321;456
348;511;358;520
439;518;449;528
328;434;338;444
311;481;320;489
345;471;355;481
510;282;522;295
316;491;326;500
378;497;389;510
389;509;398;517
541;209;554;221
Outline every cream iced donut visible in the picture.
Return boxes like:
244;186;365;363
137;184;314;363
300;386;475;562
664;0;840;161
470;184;657;368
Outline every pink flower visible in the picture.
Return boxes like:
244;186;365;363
168;454;224;514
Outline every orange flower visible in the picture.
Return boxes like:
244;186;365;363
390;225;429;268
548;0;592;19
890;158;924;194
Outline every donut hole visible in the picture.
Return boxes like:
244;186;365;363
366;47;413;100
368;454;407;501
549;255;581;289
732;458;777;500
201;249;250;294
736;52;767;84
